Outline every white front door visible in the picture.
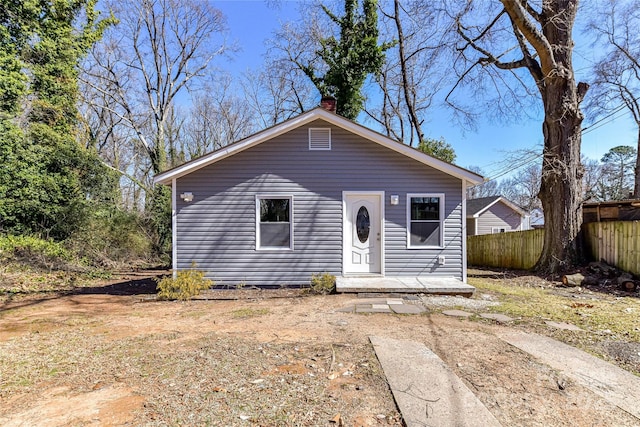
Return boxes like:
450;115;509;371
344;193;382;274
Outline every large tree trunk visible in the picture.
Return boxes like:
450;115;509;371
635;127;640;198
536;106;584;273
532;1;585;273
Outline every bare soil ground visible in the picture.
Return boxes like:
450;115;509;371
0;269;639;426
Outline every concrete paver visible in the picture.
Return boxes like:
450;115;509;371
442;309;473;317
544;320;584;331
479;313;513;323
356;305;392;313
369;336;501;427
389;304;425;314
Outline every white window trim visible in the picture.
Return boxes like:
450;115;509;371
308;128;331;150
256;194;294;251
491;227;507;234
406;193;445;249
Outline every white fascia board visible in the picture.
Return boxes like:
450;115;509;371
473;197;502;217
474;197;527;218
154;107;484;186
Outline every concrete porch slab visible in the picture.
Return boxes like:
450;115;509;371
336;276;475;296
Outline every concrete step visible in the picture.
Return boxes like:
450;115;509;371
336;276;475;296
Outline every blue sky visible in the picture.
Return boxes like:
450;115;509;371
216;0;637;179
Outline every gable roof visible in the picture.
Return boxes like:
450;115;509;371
154;107;483;185
467;196;527;218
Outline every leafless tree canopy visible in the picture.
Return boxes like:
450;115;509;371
585;0;640;197
80;0;230;207
365;0;450;146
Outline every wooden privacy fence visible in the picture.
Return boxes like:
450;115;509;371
467;221;640;275
584;221;640;276
467;229;544;270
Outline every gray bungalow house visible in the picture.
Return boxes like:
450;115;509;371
466;196;530;235
154;105;483;290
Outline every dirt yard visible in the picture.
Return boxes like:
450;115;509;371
0;270;639;426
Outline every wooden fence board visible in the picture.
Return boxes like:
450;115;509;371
467;229;544;270
468;221;640;276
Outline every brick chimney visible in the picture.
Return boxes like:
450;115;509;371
320;96;337;113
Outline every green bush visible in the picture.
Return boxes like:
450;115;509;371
0;234;72;264
156;266;213;301
309;272;336;295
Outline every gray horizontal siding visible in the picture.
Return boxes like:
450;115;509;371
477;202;523;235
175;119;464;286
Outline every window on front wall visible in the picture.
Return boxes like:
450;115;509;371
407;194;444;248
492;227;507;234
256;196;293;250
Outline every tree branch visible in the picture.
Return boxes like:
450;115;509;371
499;0;556;76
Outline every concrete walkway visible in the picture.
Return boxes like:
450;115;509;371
498;330;640;419
370;336;502;427
370;331;640;426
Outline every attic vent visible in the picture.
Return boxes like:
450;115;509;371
309;128;331;150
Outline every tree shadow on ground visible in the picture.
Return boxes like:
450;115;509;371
73;276;159;296
0;271;167;313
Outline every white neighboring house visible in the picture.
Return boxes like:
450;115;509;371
466;196;531;235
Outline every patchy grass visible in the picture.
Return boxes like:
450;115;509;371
230;307;270;318
0;328;395;425
469;275;640;375
470;278;640;341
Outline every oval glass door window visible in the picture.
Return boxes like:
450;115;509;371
356;206;370;243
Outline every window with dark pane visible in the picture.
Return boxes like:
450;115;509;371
411;197;440;221
260;199;289;222
409;196;442;247
258;198;291;248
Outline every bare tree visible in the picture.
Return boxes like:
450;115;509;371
81;0;229;178
498;164;541;212
586;0;640;197
466;166;499;199
183;76;256;158
450;0;588;273
582;157;604;203
262;5;329;120
368;0;447;146
242;65;317;128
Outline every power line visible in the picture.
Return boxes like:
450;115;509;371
582;107;633;135
582;102;632;135
477;96;639;184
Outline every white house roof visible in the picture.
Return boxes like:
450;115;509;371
154;107;484;185
467;196;527;218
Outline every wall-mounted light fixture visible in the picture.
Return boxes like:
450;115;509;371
390;195;399;205
180;192;194;202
